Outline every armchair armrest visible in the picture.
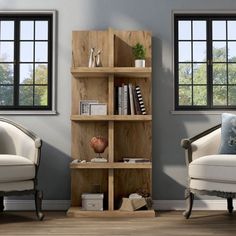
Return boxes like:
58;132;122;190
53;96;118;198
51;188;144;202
181;124;221;166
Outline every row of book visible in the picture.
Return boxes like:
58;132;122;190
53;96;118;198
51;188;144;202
115;84;146;115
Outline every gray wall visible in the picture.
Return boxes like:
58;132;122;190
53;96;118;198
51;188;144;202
0;0;235;201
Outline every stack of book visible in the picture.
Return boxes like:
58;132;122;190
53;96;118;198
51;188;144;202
115;83;147;115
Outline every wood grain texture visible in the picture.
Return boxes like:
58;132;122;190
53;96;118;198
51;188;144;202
71;29;152;217
71;115;152;121
72;31;109;67
67;208;155;217
71;121;108;160
114;122;152;162
2;211;236;236
71;169;108;208
70;162;152;169
114;169;151;210
71;67;151;77
114;30;152;67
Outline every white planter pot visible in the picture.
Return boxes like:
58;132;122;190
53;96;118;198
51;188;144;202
135;59;145;68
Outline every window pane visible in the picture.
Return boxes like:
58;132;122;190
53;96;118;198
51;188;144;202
20;21;34;40
213;86;227;106
213;21;226;40
229;86;236;105
193;63;207;84
0;63;13;84
179;86;192;106
19;86;33;106
193;21;206;40
35;21;48;40
35;64;48;84
213;42;226;62
0;42;14;62
228;21;236;40
178;21;191;40
228;64;236;84
193;86;207;105
228;42;236;62
178;63;192;84
0;86;13;105
35;42;48;62
0;21;14;40
193;42;206;62
34;86;48;106
213;63;227;84
20;42;34;62
20;64;33;84
179;42;191;62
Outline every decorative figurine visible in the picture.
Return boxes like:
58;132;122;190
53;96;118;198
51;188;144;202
90;136;108;162
88;47;95;67
88;48;103;67
95;49;102;67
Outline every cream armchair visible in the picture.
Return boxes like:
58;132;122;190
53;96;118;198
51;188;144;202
181;124;236;219
0;117;44;220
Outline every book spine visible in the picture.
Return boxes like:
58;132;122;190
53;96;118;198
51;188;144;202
118;86;122;115
133;87;141;115
135;86;147;115
128;83;135;115
123;84;128;115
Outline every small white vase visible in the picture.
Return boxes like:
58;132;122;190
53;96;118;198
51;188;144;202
135;59;145;68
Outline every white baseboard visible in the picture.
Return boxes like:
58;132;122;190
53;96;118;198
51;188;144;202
3;199;229;211
153;200;227;211
4;200;71;211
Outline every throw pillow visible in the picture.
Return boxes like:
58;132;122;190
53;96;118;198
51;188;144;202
219;113;236;154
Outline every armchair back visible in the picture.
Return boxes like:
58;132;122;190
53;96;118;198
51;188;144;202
0;118;42;165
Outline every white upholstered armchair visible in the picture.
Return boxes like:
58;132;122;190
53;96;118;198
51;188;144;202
181;124;236;219
0;117;44;220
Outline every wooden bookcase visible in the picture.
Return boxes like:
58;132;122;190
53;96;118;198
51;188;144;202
68;28;154;217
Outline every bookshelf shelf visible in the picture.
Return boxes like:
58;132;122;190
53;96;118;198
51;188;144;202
69;28;153;217
70;162;152;169
71;67;151;78
71;115;152;121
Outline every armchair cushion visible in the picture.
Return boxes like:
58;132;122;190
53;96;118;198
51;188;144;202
219;113;236;154
0;154;35;183
189;154;236;182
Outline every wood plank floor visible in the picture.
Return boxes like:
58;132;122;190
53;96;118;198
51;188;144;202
1;211;236;235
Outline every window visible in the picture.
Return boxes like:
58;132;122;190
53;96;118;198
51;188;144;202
175;14;236;110
0;11;55;113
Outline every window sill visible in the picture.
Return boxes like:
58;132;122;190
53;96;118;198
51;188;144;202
171;110;236;115
0;110;57;115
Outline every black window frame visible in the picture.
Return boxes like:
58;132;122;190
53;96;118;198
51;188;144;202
0;12;53;111
174;13;236;111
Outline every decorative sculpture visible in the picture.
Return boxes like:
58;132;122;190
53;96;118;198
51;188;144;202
95;49;102;67
88;48;102;67
88;47;95;67
90;136;108;162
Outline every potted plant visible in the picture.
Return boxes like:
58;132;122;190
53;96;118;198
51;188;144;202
132;43;146;68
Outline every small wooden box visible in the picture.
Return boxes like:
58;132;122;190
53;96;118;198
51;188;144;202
81;193;104;211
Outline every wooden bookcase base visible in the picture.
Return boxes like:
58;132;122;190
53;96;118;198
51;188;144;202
67;207;156;218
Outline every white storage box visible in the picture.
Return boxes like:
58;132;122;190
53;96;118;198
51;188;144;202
81;193;104;211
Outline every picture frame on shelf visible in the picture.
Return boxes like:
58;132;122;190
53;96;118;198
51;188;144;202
80;100;98;115
89;103;107;115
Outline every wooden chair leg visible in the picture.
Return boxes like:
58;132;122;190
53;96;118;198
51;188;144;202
227;198;233;214
35;190;44;221
183;189;194;219
0;196;4;212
